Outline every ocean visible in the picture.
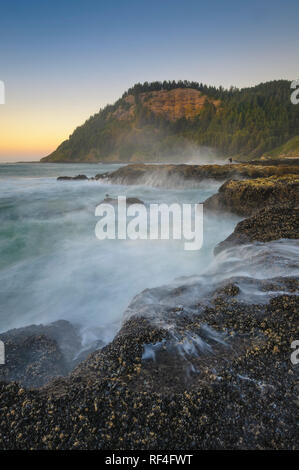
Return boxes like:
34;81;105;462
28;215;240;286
0;163;296;349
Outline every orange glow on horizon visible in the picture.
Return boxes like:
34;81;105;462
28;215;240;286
0;109;73;160
0;98;101;161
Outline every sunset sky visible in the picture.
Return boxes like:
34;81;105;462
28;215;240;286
0;0;298;161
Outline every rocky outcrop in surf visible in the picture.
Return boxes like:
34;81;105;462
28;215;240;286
95;163;299;188
0;320;102;388
99;196;144;206
57;174;89;181
56;162;299;187
204;175;299;216
214;205;299;254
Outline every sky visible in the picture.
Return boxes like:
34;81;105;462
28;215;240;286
0;0;298;161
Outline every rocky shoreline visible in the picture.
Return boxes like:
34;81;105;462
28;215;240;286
57;161;299;187
0;276;298;449
0;161;298;449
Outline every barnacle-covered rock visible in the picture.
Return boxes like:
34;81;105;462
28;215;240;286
215;205;299;254
204;175;299;216
0;278;297;450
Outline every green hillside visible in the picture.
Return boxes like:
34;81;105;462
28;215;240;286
262;135;299;159
41;80;299;163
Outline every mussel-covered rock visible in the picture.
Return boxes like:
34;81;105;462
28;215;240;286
204;175;299;216
214;205;299;254
0;278;297;449
0;320;82;388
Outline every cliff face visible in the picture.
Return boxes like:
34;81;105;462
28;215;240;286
139;88;221;121
41;87;221;163
41;80;299;163
107;88;220;122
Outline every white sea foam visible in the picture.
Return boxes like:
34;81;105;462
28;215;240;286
0;163;238;347
0;163;297;353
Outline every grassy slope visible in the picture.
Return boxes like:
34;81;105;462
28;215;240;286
262;135;299;159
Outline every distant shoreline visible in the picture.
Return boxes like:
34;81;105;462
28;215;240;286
13;160;131;164
11;157;299;166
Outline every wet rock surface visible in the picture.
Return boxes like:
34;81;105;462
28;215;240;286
99;197;144;206
57;174;89;181
215;205;299;254
0;320;85;388
0;277;298;449
0;334;66;389
95;162;299;187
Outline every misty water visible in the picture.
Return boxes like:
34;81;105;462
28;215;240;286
0;163;297;350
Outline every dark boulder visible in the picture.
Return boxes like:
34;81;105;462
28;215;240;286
57;174;88;181
99;197;144;206
0;320;82;388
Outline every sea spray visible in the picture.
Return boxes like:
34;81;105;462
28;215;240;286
0;163;236;345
